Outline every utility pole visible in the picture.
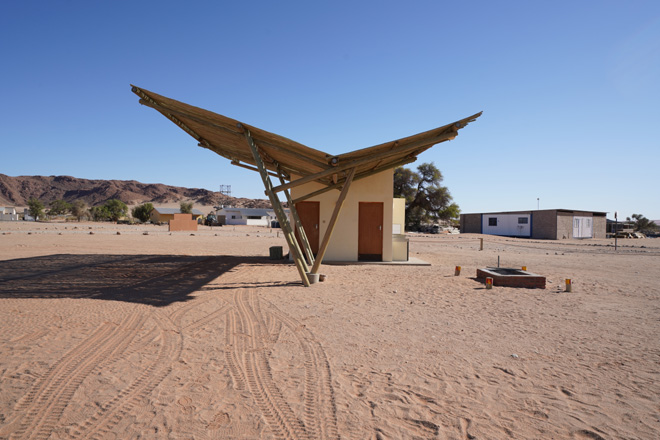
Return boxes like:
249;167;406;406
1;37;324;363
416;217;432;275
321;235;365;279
615;211;618;251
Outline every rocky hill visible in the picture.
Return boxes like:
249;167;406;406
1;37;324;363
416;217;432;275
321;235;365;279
0;174;271;209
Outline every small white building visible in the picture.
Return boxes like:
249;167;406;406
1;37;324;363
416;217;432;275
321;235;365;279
0;207;19;221
217;207;287;226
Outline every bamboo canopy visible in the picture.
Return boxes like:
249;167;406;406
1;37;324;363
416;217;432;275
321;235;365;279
131;86;481;193
131;85;481;286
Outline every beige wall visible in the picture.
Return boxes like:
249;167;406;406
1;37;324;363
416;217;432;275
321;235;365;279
150;211;174;223
392;198;406;234
291;169;394;262
392;198;408;261
592;214;606;239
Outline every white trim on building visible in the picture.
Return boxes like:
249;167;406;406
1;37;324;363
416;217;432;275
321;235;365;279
482;213;531;237
217;207;284;226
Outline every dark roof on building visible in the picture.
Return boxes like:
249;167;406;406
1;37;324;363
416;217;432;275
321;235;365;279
153;207;203;215
462;209;607;216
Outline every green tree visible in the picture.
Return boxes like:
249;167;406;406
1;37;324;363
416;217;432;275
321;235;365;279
104;199;128;222
180;201;193;214
132;202;154;223
48;199;71;216
439;203;461;224
630;213;658;234
393;163;459;231
393;167;418;202
27;198;44;220
70;200;87;221
89;206;110;221
89;200;127;222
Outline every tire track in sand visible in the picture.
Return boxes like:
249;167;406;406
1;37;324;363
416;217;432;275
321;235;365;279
6;309;145;440
70;310;182;440
76;288;229;438
226;289;339;440
268;304;340;440
225;300;248;392
232;290;307;439
221;265;255;393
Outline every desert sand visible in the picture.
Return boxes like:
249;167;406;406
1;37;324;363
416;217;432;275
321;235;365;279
1;221;659;439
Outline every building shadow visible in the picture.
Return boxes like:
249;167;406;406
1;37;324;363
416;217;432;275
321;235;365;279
0;254;289;307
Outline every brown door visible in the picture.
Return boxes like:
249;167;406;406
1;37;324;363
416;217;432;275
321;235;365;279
358;202;383;261
295;201;320;255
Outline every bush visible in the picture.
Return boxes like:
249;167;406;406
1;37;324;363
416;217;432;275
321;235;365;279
180;201;193;214
70;200;87;221
27;198;44;220
89;199;128;222
104;199;128;222
49;199;71;216
132;203;154;223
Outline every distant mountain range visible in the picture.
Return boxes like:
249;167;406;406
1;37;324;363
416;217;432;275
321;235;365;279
0;174;271;209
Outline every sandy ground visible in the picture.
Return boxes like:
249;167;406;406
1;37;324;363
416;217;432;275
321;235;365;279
0;221;659;440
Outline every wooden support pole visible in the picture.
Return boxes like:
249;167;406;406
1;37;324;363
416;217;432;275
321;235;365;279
292;156;418;204
277;168;315;267
230;160;281;178
271;131;457;194
243;130;310;286
310;167;356;274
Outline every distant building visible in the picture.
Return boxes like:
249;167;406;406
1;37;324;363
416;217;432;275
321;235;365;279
168;213;198;232
460;209;607;239
216;207;284;226
606;219;635;237
0;207;19;221
150;207;203;224
22;208;35;221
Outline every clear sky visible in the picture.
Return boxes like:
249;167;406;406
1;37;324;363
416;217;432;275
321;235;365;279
2;1;658;220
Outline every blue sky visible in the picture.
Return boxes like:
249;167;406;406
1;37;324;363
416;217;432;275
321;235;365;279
2;1;658;220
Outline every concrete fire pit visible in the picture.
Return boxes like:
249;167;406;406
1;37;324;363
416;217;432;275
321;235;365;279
476;267;546;289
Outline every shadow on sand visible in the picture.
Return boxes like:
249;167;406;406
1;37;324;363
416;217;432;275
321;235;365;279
0;254;291;307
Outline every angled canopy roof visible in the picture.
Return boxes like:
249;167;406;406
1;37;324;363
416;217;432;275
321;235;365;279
131;85;481;195
132;85;481;286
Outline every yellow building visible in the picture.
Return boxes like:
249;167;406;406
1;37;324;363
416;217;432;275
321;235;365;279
291;170;408;262
150;207;203;224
